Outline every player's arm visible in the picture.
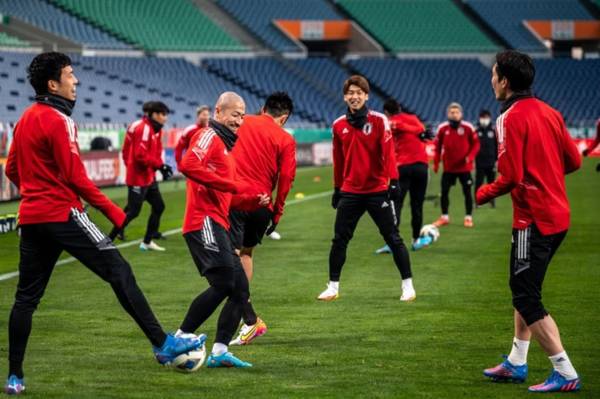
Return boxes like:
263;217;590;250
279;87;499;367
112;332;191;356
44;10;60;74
332;125;344;189
231;192;271;211
174;133;189;166
381;117;398;180
476;115;524;205
51;120;125;227
272;139;297;224
398;116;425;136
560;119;581;174
132;125;162;170
433;125;444;173
467;126;481;162
179;134;238;193
5;124;20;188
121;133;130;166
583;120;600;156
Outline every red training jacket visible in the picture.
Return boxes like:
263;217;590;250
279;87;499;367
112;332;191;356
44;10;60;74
124;116;163;187
121;119;143;167
175;123;202;167
232;114;296;224
390;113;428;167
180;127;261;234
476;97;581;235
588;118;600;153
5;103;125;227
434;121;480;173
332;110;398;194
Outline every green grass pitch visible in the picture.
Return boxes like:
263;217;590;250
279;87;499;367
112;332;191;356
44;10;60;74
0;161;598;398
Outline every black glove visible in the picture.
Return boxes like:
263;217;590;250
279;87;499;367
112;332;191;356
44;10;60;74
265;221;278;236
582;148;590;157
596;163;600;172
331;188;341;209
388;179;401;202
159;164;173;180
419;128;435;142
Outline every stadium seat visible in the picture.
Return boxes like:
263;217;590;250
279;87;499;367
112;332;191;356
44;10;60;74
466;0;595;52
0;32;31;48
337;0;498;52
216;0;342;52
49;0;245;52
0;0;130;49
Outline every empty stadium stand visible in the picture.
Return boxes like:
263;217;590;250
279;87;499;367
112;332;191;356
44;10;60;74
0;0;130;49
466;0;596;52
49;0;245;52
216;0;343;52
0;32;30;48
337;0;498;52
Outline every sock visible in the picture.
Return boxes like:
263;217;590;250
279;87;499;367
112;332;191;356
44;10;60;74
329;281;339;291
402;278;414;292
9;361;23;379
212;342;228;356
441;214;449;220
549;351;578;380
507;337;530;366
465;215;472;221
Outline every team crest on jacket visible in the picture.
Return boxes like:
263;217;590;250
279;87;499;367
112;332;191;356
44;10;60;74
458;127;464;135
362;123;372;135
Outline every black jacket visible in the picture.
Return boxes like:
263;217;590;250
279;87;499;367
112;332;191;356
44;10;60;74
475;124;497;169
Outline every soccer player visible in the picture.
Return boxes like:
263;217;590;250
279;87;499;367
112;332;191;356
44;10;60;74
3;52;200;395
176;91;270;368
109;101;173;251
375;98;433;254
174;105;211;167
478;50;582;393
318;75;416;302
474;109;498;208
433;102;480;228
228;92;296;346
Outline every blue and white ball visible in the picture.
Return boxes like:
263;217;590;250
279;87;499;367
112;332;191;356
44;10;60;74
419;224;440;242
172;348;206;373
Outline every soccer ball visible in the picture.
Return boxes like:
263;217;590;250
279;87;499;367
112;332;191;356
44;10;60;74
172;348;206;373
419;224;440;242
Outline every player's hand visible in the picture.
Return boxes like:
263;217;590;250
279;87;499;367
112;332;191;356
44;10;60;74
159;164;173;180
475;185;490;205
265;213;279;236
419;128;435;142
582;148;590;157
257;193;270;207
331;188;341;209
596;163;600;172
388;179;401;202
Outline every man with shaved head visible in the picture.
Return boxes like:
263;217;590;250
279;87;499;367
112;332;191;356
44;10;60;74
175;92;270;368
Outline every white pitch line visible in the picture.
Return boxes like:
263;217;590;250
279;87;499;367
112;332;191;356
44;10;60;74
0;190;332;282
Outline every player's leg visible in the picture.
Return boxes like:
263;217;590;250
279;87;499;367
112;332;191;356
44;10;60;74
376;165;408;254
515;228;580;392
207;254;253;367
434;172;453;226
320;193;365;300
5;224;61;394
459;173;474;227
59;209;199;363
366;193;415;301
484;227;530;382
409;163;429;248
109;185;146;240
140;181;165;251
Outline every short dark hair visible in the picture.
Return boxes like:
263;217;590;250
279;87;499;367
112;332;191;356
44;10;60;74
343;75;369;94
495;50;535;92
143;101;170;115
27;52;72;95
196;105;210;115
479;109;491;117
383;98;401;115
263;91;293;117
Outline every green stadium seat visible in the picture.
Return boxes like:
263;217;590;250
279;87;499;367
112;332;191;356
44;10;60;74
49;0;246;52
337;0;498;52
0;32;30;48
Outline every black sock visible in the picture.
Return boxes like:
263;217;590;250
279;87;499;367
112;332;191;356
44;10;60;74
9;361;23;379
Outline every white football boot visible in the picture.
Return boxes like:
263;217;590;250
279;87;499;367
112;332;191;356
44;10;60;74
317;282;339;301
140;241;166;251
